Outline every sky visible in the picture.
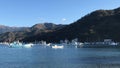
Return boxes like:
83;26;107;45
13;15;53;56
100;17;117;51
0;0;120;27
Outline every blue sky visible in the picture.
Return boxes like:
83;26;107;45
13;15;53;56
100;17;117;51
0;0;120;27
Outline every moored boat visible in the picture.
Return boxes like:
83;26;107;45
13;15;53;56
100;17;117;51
9;41;33;48
23;43;34;48
52;45;64;49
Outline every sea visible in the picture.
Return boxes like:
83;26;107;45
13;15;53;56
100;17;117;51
0;44;120;68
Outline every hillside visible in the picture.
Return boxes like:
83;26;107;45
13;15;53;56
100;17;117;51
23;7;120;42
0;23;65;42
0;25;28;34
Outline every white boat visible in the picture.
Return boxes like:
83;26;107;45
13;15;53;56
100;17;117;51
52;45;64;49
9;41;33;48
46;43;51;46
23;43;34;48
9;41;23;48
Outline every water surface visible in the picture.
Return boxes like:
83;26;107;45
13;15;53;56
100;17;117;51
0;45;120;68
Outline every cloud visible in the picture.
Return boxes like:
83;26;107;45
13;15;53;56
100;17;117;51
37;17;44;21
62;18;67;21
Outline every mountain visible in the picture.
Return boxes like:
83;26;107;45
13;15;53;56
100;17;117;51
0;25;29;34
31;23;65;31
23;7;120;42
1;7;120;43
0;23;65;42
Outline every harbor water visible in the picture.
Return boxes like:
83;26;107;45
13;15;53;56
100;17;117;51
0;45;120;68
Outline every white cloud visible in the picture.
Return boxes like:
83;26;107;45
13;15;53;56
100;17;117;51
37;17;44;21
62;18;67;21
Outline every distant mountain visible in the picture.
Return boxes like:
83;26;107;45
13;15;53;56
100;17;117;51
0;25;29;34
31;23;65;30
23;7;120;42
1;7;120;43
0;23;65;42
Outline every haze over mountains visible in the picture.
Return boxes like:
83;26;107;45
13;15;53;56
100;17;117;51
0;25;28;34
1;7;120;42
0;23;65;42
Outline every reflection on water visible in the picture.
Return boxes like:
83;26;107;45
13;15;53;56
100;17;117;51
0;45;120;68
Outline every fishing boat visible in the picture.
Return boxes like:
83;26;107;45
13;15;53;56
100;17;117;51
23;43;33;48
9;41;33;48
9;41;22;48
52;45;64;49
